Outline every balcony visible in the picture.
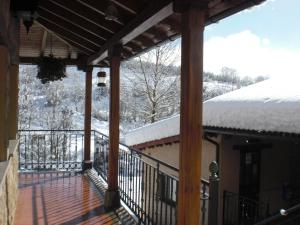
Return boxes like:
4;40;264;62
15;172;135;225
12;130;211;225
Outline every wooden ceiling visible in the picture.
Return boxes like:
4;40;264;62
17;0;266;66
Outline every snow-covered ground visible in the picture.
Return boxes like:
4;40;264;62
73;112;109;135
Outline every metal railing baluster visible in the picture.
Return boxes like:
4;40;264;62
18;129;211;225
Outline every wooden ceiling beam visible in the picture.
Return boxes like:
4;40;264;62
162;16;181;33
122;46;134;56
38;8;105;46
37;16;101;49
49;0;121;34
38;1;111;40
152;25;173;43
36;21;91;55
35;21;75;50
66;44;72;58
20;56;106;67
125;42;143;54
130;40;144;49
20;57;79;65
40;30;48;56
76;0;127;25
37;18;97;53
55;35;92;55
110;0;140;15
137;33;156;46
88;0;173;65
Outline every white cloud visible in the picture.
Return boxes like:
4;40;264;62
203;30;300;78
244;0;276;13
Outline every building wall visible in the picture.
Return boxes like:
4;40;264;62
218;135;242;223
138;138;217;224
141;139;217;180
219;135;300;221
259;140;299;213
137;134;300;223
219;136;242;194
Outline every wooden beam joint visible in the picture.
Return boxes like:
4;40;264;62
109;44;123;58
173;0;210;12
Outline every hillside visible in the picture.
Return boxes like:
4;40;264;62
18;64;266;136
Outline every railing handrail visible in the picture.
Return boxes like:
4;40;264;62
254;203;300;225
18;130;86;171
18;129;209;185
92;129;210;185
19;129;87;132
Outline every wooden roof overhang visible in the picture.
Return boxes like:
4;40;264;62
10;0;266;67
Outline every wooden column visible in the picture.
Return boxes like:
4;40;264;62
83;66;93;170
104;44;121;210
0;45;10;161
175;1;208;224
8;64;19;140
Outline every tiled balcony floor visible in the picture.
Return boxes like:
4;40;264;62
14;172;134;225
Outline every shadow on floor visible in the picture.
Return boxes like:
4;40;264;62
14;172;136;225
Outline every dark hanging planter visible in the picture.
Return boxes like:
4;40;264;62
37;54;66;84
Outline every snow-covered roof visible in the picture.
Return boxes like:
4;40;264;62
125;115;180;146
125;78;300;146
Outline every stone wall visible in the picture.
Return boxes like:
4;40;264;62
0;140;19;225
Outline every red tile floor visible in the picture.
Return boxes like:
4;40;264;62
14;172;131;225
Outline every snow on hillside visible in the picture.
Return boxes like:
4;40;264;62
20;65;255;141
73;112;109;135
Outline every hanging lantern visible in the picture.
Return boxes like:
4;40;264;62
97;71;107;87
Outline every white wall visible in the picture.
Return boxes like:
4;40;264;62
141;139;217;180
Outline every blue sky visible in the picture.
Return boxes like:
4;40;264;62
201;0;300;78
142;0;300;78
205;0;300;50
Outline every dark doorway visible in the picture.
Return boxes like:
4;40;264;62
223;143;272;225
239;150;261;201
238;149;261;225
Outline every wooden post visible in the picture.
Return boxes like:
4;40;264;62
175;1;208;224
83;66;93;170
8;64;19;140
0;45;10;161
104;44;122;210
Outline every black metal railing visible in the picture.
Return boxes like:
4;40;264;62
18;130;87;171
254;203;300;225
93;130;210;225
223;191;270;225
18;129;210;224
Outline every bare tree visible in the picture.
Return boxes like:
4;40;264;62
220;67;239;90
18;66;40;129
122;42;180;124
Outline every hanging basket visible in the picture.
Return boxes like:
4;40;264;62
37;54;66;84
